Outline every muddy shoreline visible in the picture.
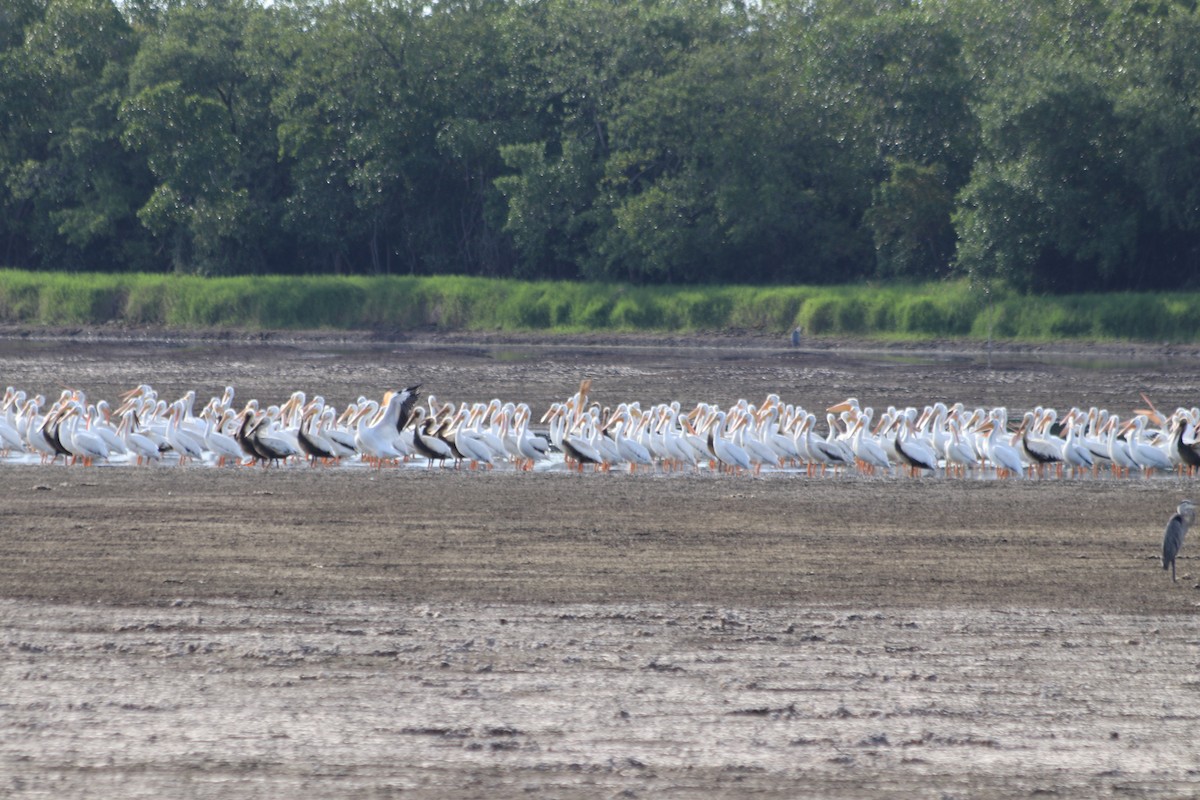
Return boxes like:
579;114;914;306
2;332;1200;798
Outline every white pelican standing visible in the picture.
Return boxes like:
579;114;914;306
91;401;129;457
1058;414;1094;477
849;415;891;475
354;388;418;466
407;406;456;467
118;409;163;465
1105;416;1138;478
0;405;26;455
59;403;110;466
317;407;357;459
1017;411;1062;477
449;406;495;469
511;404;550;470
1123;416;1172;476
165;402;206;465
801;413;850;475
706;410;751;473
248;409;301;467
292;403;337;466
943;418;979;477
605;408;654;472
981;415;1025;479
895;417;939;476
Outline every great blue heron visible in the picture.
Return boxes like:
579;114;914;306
1163;499;1197;582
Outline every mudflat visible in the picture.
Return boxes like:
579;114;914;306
2;331;1199;798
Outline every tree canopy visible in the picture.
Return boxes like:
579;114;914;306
2;0;1198;292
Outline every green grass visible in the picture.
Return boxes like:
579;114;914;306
0;269;1197;343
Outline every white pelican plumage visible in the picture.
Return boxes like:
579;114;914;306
407;406;455;467
1059;414;1094;477
118;410;162;465
895;417;939;476
59;403;110;465
735;409;781;473
850;415;891;475
165;402;206;465
91;401;129;457
448;406;495;469
1017;411;1062;476
248;409;300;467
800;413;850;475
0;408;26;455
707;410;751;473
981;416;1024;479
354;388;419;466
546;405;603;471
1122;416;1172;476
508;404;550;470
943;418;979;477
654;405;694;470
605;408;654;472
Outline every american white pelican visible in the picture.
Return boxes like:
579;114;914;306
40;403;76;464
1017;411;1062;476
472;400;510;461
1123;416;1172;476
707;410;751;473
508;404;550;470
165;402;206;465
1171;415;1200;476
0;409;25;454
800;413;850;475
248;409;300;467
1078;408;1113;472
895;417;939;476
943;418;979;477
199;410;241;465
1059;414;1094;477
354;389;418;466
27;405;62;464
546;404;603;472
407;406;455;466
981;417;1025;479
824;413;856;466
59;403;111;465
316;407;357;459
605;408;654;472
315;404;358;458
118;409;163;465
736;410;782;473
850;415;891;475
1100;416;1136;478
759;403;800;464
649;406;685;470
448;406;495;468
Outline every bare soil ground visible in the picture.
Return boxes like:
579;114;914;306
3;330;1200;798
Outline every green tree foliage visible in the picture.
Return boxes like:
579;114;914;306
0;0;1198;292
273;0;522;276
0;0;150;271
120;0;286;274
953;0;1200;292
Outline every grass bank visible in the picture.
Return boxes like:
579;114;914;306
0;270;1196;343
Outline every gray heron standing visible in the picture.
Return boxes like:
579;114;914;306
1163;499;1196;582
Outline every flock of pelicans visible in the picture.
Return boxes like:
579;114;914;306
1;379;1199;479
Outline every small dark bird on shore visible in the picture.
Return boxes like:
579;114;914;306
1163;499;1196;583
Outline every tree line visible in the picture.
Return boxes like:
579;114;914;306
2;0;1198;293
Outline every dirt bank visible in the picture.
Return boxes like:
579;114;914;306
1;334;1199;798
